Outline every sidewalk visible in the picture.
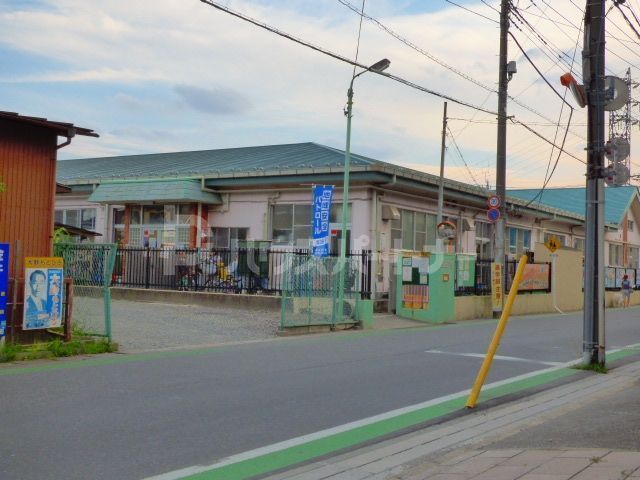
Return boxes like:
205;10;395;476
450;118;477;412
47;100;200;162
265;356;640;480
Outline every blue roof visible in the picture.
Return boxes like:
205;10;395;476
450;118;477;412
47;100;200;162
507;186;639;226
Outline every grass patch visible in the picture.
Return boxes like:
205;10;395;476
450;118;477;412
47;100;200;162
0;343;22;362
573;362;609;374
0;338;117;363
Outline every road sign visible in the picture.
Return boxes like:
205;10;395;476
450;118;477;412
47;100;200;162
487;208;501;222
545;235;561;253
487;195;501;208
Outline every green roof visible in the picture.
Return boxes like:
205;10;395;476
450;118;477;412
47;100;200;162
58;143;379;182
507;186;639;227
88;180;222;204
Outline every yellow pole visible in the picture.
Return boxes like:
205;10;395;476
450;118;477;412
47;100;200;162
466;254;528;408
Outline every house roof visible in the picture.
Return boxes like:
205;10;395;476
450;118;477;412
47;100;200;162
507;186;639;227
88;179;222;205
57;142;585;223
0;111;99;138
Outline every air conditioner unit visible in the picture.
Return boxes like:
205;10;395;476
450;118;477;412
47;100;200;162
381;205;400;221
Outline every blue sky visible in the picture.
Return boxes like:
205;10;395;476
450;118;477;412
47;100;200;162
1;0;637;189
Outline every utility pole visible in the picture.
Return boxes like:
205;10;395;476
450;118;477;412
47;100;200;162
437;101;447;252
493;0;510;319
583;0;606;365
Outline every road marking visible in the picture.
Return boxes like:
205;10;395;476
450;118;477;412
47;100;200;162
143;361;586;480
425;349;563;367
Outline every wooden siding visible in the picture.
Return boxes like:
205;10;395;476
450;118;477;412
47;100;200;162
0;119;58;275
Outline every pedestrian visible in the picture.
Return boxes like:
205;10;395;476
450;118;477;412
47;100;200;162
621;274;632;308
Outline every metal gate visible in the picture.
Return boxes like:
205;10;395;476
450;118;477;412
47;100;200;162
54;243;118;340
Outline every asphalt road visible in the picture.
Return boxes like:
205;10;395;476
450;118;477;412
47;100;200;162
1;308;639;480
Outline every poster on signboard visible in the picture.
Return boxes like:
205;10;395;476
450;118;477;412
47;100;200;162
519;264;551;291
0;244;9;338
312;185;334;257
23;257;64;330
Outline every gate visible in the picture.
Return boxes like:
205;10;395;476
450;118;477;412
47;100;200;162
53;243;118;340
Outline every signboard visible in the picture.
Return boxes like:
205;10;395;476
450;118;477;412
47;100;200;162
311;185;334;257
401;255;430;309
487;208;500;222
545;235;561;253
0;244;9;338
487;195;501;208
519;264;551;291
491;262;503;310
23;257;64;330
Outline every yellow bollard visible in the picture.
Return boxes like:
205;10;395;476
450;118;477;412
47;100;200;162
466;254;528;408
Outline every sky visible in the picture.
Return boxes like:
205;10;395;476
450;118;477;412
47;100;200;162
1;0;639;190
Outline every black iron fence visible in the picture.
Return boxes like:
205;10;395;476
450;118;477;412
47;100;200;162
605;266;639;290
455;257;552;297
112;247;372;298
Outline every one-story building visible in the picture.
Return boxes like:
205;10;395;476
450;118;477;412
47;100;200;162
55;142;640;296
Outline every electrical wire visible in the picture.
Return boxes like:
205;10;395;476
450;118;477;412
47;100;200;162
446;124;485;189
443;0;498;23
350;0;366;79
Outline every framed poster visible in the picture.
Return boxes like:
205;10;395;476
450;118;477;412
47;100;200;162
23;257;64;330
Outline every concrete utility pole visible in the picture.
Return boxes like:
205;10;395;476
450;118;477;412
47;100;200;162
493;0;510;318
583;0;606;365
437;101;447;252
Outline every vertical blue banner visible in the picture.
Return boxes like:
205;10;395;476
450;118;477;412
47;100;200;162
0;244;9;338
312;185;334;257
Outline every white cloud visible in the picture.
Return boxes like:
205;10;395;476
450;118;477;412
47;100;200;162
0;0;637;187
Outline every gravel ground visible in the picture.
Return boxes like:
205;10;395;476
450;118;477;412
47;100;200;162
72;296;281;352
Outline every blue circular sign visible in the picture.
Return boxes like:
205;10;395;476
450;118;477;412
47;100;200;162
487;207;501;222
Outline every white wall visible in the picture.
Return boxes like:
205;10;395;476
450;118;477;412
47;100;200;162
55;195;108;242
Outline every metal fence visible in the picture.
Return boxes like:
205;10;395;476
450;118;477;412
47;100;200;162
54;243;118;340
281;254;363;328
112;247;372;297
455;258;493;296
455;257;552;297
605;266;639;290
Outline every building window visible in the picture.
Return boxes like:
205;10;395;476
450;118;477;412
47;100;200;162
391;209;437;251
543;232;566;246
55;208;97;231
628;220;634;232
629;246;639;268
573;237;585;251
271;203;346;247
210;227;248;248
126;204;195;248
475;221;493;259
508;227;531;256
609;243;624;266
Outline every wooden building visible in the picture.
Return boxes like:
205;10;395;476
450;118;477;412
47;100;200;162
0;111;98;274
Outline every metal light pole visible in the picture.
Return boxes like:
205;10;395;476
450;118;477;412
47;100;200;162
336;58;390;323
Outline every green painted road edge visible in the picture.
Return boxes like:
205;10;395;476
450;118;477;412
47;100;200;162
181;367;579;480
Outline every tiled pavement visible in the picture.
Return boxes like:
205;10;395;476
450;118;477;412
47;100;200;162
398;449;640;480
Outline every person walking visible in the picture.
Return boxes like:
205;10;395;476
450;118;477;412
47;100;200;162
621;274;632;308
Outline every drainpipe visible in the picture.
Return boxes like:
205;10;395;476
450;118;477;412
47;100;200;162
56;128;76;150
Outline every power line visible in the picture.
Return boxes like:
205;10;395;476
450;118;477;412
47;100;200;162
443;0;498;23
446;124;485;189
198;0;499;115
336;0;588;141
199;0;587;170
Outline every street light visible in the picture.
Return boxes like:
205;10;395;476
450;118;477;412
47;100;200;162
336;58;390;323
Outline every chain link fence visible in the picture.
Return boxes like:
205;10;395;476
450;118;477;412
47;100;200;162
53;243;118;340
280;253;363;328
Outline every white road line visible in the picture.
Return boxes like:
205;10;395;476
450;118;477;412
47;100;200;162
143;345;638;480
425;349;563;367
